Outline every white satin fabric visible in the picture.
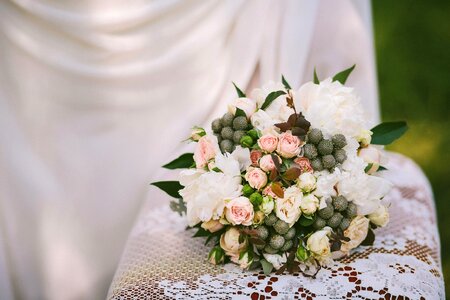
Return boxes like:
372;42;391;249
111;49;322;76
0;1;379;299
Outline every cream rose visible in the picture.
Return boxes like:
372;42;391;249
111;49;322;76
307;228;331;260
259;154;278;172
225;197;254;226
297;172;316;192
201;220;224;233
368;205;389;227
340;216;370;253
260;196;275;215
193;134;220;169
300;194;319;215
258;134;278;153
356;129;372;147
245;167;268;190
228;97;257;118
220;227;248;257
275;186;302;226
276;131;301;158
358;145;381;174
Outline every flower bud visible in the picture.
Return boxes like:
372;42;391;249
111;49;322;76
260;196;274;215
240;135;254;148
358;146;381;174
208;246;225;265
296;244;309;262
190;126;206;141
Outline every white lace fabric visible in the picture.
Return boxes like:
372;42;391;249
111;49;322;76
107;153;445;299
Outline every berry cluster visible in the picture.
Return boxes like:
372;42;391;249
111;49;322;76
211;112;254;153
254;214;296;254
304;128;347;171
313;196;356;231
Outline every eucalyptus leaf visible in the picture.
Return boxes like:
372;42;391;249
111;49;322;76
232;82;246;98
260;259;274;275
281;75;292;90
151;181;183;198
163;153;194;169
332;64;355;84
370;121;408;145
261;90;286;110
313;68;320;84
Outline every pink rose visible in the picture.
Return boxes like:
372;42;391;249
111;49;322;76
245;167;268;190
194;135;219;168
225;197;254;226
277;131;301;158
294;157;313;173
258;134;278;153
259;154;280;172
250;150;263;167
263;185;277;198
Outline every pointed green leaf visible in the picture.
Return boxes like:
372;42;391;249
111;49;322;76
313;68;320;84
281;75;292;90
261;90;286;110
151;181;183;198
332;64;355;84
260;259;274;275
370;121;408;145
163;153;194;169
232;82;246;98
361;228;375;246
235;107;246;117
378;166;388;171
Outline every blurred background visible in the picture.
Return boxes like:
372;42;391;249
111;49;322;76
372;0;449;295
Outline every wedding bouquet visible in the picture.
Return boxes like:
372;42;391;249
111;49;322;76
152;66;407;275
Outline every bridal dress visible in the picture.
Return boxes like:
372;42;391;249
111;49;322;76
0;0;444;299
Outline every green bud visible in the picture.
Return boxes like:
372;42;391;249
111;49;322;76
242;184;254;197
249;192;263;206
247;129;259;140
296;244;309;262
240;135;254;148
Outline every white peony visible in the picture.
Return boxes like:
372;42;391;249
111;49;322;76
300;194;319;215
314;170;340;208
275;186;302;226
262;253;287;270
307;227;332;261
180;171;242;226
214;152;242;182
228;97;257;118
230;146;252;172
297;172;316;192
368;204;389;227
295;78;369;138
340;216;370;253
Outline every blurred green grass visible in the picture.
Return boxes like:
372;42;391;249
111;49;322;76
372;0;449;295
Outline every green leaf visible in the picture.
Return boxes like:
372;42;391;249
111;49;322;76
163;153;194;169
332;64;355;84
261;90;286;110
193;227;210;238
378;166;388;171
361;228;375;246
313;68;320;84
281;75;292;90
232;82;246;98
151;181;183;198
298;215;315;227
235;107;246;117
260;259;274;275
169;198;186;216
370;121;408;145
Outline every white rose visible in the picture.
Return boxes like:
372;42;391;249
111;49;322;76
294;78;369;138
358;145;381;174
180;171;242;226
262;253;287;270
340;216;370;253
356;129;372;147
260;196;274;215
230;146;252;172
300;194;319;215
297;172;316;192
368;205;389;227
250;109;276;134
220;227;247;257
307;228;331;260
228;97;257;118
275;186;302;226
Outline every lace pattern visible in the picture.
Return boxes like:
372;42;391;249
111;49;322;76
108;153;445;299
